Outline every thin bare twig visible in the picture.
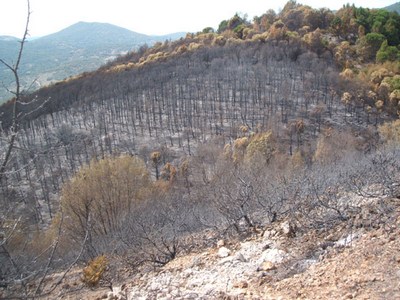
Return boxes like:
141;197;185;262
34;213;64;296
0;0;31;182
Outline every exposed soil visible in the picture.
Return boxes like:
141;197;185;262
3;197;399;300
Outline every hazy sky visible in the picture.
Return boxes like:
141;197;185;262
0;0;397;38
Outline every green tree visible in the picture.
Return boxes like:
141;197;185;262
202;27;214;34
357;32;386;61
376;40;400;63
370;9;389;34
354;8;400;45
217;20;229;33
330;16;343;35
228;13;245;30
355;7;371;31
217;13;248;37
383;16;400;45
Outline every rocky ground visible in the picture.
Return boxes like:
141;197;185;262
120;225;399;299
89;196;399;300
4;196;399;299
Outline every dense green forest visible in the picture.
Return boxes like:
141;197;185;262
0;1;399;298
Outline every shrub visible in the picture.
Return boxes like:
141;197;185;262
370;68;391;84
245;131;275;164
378;119;400;144
61;155;152;239
382;74;400;91
82;255;108;287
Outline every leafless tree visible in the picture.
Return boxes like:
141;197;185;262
0;2;88;298
0;1;31;183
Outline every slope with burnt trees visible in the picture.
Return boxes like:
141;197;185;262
1;1;399;298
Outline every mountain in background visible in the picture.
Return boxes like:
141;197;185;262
0;22;185;103
384;1;400;13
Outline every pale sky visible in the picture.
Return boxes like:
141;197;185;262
0;0;397;38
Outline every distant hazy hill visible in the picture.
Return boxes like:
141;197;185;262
0;22;185;102
384;2;400;13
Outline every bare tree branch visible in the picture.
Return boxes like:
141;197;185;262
34;213;64;296
0;0;31;183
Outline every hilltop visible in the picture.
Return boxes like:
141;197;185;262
0;22;185;102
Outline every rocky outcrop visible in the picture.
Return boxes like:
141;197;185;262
123;228;291;299
29;196;400;300
114;200;400;300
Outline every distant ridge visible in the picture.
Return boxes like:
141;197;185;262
383;1;400;13
0;22;185;103
38;22;158;46
0;36;19;42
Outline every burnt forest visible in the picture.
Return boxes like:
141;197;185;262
1;1;400;299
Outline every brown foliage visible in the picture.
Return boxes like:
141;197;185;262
61;156;151;238
161;162;177;182
313;128;358;164
378;119;400;144
82;255;108;287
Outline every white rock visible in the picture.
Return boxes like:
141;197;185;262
335;232;360;247
182;268;193;278
218;246;231;258
149;281;162;291
190;256;201;267
218;256;234;265
263;230;272;238
261;248;287;264
281;220;295;237
184;293;199;299
235;253;247;262
202;283;216;295
107;286;128;300
127;294;147;300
